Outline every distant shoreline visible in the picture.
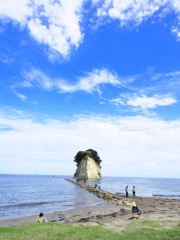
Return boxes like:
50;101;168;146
0;196;179;228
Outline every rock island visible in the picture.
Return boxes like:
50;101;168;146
73;149;102;180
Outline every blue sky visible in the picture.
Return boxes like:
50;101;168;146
0;0;180;178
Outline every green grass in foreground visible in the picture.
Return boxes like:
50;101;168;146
129;219;163;229
0;222;179;240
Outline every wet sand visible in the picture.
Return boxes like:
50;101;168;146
0;196;179;228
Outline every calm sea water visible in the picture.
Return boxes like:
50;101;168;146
0;174;180;220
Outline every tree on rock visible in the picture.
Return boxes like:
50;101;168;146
74;149;102;167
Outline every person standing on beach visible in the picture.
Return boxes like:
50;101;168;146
125;185;128;198
132;186;136;197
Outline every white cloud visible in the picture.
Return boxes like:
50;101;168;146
0;0;180;58
0;0;31;23
127;95;177;109
94;0;180;39
172;24;180;40
109;69;180;112
14;68;120;93
0;0;85;57
101;0;160;24
171;0;180;12
0;112;180;178
27;0;84;57
111;94;177;110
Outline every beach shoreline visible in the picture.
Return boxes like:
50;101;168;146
0;196;179;228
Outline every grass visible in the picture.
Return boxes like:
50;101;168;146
135;219;162;228
120;227;180;240
0;223;121;240
0;221;179;240
167;215;176;218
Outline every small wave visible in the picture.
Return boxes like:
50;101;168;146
115;192;124;195
153;194;180;198
0;201;50;208
64;204;76;207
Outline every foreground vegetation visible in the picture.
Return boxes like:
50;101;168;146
0;221;179;240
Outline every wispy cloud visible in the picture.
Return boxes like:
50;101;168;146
71;69;120;93
13;91;27;101
0;54;15;64
12;68;121;93
152;70;180;80
12;68;180;111
149;70;180;93
0;111;180;177
108;69;180;112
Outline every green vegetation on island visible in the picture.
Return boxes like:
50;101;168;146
74;149;102;167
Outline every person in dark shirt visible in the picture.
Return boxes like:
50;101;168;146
128;202;141;220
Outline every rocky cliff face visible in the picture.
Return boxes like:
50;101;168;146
74;156;101;180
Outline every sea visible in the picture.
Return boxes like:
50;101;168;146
0;174;180;221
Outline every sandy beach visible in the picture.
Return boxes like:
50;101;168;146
0;196;179;230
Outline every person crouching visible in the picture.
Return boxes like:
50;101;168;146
128;202;141;220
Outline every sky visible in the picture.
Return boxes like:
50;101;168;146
0;0;180;178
